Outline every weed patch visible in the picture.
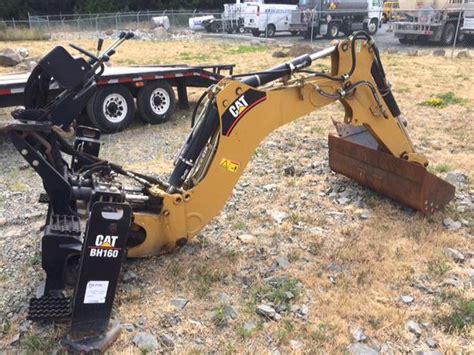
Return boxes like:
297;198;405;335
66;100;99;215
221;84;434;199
228;45;267;54
436;298;474;334
428;164;451;174
420;92;465;108
23;334;58;352
427;259;451;278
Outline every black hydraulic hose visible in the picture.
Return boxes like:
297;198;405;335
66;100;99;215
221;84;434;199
191;90;210;128
168;53;318;190
168;102;220;189
346;31;372;79
370;60;400;117
242;54;312;87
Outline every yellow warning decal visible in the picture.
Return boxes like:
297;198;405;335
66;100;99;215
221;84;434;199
219;158;239;173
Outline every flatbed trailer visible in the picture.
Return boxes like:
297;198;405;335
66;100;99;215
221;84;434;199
0;64;234;133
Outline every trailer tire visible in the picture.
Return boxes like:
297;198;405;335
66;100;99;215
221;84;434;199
465;34;474;45
251;29;261;37
398;37;409;44
87;85;135;134
291;31;298;36
265;24;276;37
303;29;313;39
137;81;176;125
238;26;246;34
367;19;379;35
326;22;340;39
441;22;456;46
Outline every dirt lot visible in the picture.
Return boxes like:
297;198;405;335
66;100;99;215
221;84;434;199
0;37;473;353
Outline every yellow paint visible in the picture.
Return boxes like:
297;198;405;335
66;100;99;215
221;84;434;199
128;36;432;258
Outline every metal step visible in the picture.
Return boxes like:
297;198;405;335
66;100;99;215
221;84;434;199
28;296;72;321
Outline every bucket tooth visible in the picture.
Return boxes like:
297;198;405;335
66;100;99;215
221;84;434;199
328;134;455;215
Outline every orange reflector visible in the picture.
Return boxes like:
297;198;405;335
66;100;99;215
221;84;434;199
135;82;145;88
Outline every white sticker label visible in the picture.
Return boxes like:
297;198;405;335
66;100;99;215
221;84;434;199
84;281;109;304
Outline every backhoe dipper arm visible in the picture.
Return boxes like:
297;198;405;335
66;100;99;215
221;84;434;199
128;33;445;258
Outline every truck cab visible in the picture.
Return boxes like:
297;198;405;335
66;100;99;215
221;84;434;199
382;1;400;23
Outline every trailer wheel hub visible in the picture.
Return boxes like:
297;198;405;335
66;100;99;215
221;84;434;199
103;93;127;123
150;88;170;115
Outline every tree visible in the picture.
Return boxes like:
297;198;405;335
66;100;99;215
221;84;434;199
74;0;129;13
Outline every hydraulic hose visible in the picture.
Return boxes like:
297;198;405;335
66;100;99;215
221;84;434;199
168;102;220;190
242;54;313;87
167;46;344;190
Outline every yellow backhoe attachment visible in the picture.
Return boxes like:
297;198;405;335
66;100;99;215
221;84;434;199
127;32;455;257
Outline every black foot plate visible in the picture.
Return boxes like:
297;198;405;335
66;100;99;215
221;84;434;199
62;320;121;353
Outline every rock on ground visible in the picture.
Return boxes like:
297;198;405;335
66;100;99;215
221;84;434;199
0;48;22;67
170;297;188;309
243;321;256;333
445;171;469;189
352;327;368;342
442;218;462;231
272;50;287;58
237;234;255;243
349;343;379;355
256;304;280;320
133;332;159;351
457;49;471;59
406;320;422;337
445;248;465;263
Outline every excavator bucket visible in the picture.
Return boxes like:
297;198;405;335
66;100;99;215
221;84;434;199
328;128;455;215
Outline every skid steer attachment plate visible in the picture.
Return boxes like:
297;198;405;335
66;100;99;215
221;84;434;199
328;135;455;215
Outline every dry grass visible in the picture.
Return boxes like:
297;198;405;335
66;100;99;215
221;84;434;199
0;27;50;42
0;38;472;353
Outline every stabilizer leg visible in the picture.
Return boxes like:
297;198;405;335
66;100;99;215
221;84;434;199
64;202;132;352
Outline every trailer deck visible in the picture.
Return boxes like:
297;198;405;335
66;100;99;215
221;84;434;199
0;64;234;109
0;63;234;132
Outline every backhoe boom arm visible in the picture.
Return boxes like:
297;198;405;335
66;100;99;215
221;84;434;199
129;33;450;257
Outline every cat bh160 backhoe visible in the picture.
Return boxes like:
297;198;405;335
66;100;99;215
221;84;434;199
1;31;454;351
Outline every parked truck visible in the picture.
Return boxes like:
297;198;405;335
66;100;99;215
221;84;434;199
461;0;474;43
393;0;467;45
200;0;298;35
289;0;382;39
244;3;299;36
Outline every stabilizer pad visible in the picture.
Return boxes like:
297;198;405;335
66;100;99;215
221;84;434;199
62;320;121;353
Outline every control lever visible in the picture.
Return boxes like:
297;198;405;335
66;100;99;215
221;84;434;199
96;38;104;57
69;43;100;63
